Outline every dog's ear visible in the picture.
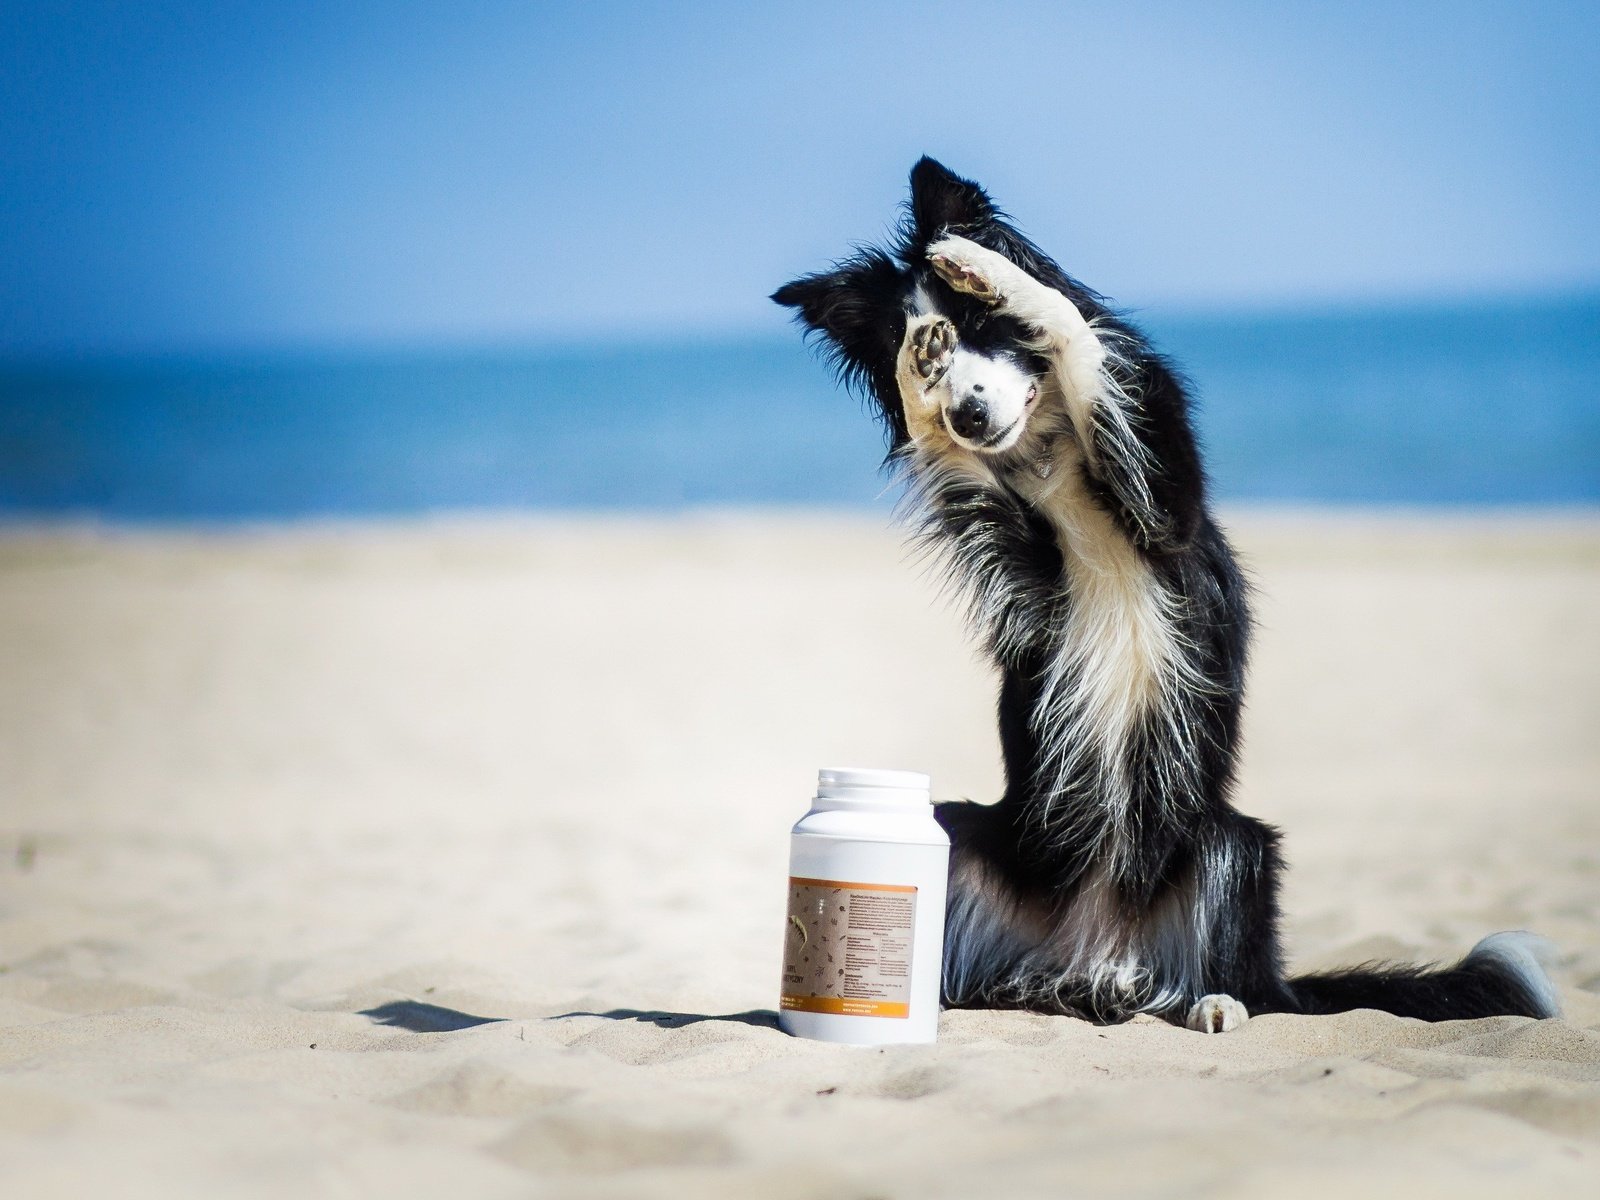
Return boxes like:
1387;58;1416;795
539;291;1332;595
909;156;996;241
774;250;911;443
771;250;903;374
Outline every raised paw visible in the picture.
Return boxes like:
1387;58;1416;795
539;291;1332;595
1186;994;1249;1034
930;253;999;304
909;316;956;387
927;236;1003;305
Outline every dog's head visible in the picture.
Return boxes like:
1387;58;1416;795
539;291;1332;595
773;157;1051;456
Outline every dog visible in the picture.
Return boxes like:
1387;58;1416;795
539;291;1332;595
773;157;1558;1032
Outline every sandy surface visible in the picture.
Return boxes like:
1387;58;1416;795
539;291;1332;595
1;511;1597;1198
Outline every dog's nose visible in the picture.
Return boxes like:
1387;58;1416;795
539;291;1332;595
947;395;990;441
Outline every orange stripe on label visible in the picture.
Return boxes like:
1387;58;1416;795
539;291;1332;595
779;994;911;1019
788;876;917;894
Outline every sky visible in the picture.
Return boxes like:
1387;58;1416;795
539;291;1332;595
2;1;1598;356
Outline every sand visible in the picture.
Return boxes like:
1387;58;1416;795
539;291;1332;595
1;511;1597;1198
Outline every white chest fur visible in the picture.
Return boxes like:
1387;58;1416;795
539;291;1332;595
1013;439;1194;864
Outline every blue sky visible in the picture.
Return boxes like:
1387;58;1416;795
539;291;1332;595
3;1;1598;355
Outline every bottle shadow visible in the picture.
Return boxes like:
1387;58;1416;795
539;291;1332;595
356;1000;780;1034
552;1007;780;1030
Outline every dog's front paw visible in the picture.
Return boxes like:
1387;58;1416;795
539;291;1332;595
1186;994;1249;1033
909;316;956;386
928;236;1004;305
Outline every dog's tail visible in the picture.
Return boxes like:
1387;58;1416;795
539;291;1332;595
1285;932;1560;1021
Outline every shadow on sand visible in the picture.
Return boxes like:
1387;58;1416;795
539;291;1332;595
357;1001;780;1033
358;1000;507;1032
552;1008;780;1031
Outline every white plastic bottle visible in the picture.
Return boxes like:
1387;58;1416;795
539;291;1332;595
778;767;950;1045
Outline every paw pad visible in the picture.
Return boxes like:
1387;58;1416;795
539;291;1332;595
911;317;956;386
930;253;998;303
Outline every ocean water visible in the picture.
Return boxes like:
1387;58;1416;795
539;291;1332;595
1;295;1596;519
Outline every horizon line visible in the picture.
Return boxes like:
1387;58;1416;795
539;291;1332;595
4;284;1598;369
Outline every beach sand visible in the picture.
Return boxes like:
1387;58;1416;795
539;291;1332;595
1;511;1597;1198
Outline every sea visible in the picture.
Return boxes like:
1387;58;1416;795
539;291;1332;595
2;295;1596;520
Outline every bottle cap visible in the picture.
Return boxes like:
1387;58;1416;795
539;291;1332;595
814;767;931;808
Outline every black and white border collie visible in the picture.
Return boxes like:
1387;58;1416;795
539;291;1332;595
774;157;1558;1032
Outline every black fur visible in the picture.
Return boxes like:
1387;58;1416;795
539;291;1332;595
774;156;1557;1028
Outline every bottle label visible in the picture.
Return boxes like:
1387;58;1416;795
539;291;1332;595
780;876;917;1019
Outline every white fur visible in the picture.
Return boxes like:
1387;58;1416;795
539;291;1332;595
1048;865;1205;1016
1024;453;1204;872
1465;932;1561;1018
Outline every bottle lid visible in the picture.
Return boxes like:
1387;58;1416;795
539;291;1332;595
814;766;931;808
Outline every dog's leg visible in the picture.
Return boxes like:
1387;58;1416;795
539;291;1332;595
1177;812;1297;1031
896;314;957;445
